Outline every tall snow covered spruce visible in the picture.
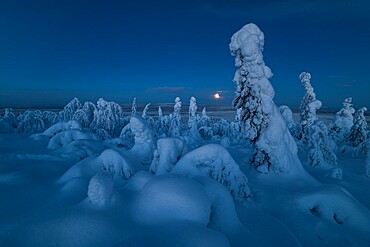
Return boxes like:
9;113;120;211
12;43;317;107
230;23;301;173
169;97;182;137
297;73;339;173
298;72;317;143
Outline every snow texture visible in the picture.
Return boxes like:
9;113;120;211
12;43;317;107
132;174;212;225
172;144;251;200
87;171;114;208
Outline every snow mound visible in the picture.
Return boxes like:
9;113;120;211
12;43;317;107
99;149;134;179
43;120;81;137
87;172;114;208
58;148;134;184
53;139;104;161
172;144;251;200
150;137;185;175
297;185;370;231
132;174;212;225
47;129;98;149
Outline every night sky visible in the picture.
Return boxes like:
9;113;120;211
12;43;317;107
1;0;370;109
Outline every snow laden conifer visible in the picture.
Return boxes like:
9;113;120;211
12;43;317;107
188;96;199;137
331;97;355;145
230;23;301;173
3;108;17;129
298;73;339;171
142;103;151;119
349;107;369;147
198;107;213;139
61;97;82;121
90;98;121;139
298;72;317;143
169;97;182;137
131;98;137;116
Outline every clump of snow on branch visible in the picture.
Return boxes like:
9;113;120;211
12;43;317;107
230;23;301;173
172;144;251;200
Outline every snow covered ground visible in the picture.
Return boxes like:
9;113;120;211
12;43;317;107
0;111;369;247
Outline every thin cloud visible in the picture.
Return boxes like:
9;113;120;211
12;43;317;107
335;80;358;88
147;86;186;94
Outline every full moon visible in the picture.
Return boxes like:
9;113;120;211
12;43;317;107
214;93;221;99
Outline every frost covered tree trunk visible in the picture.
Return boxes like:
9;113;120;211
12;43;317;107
230;23;301;173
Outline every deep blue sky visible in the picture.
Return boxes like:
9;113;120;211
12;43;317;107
1;0;369;109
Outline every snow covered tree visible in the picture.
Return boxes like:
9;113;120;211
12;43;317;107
198;107;213;140
188;96;197;128
188;96;200;138
90;98;121;138
131;97;137;116
43;111;60;128
61;97;82;121
169;97;182;137
298;72;318;143
331;97;355;144
308;120;338;168
231;57;268;142
349;107;369;147
3;108;17;128
17;110;45;133
158;106;163;119
142;103;151;119
230;23;301;173
297;73;339;170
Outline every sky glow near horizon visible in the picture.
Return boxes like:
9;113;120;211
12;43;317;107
0;0;369;109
